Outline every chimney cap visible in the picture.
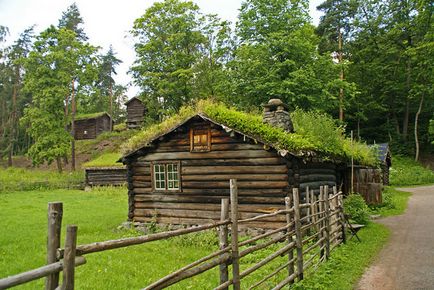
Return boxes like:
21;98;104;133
262;98;289;110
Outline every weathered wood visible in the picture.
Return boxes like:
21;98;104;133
182;174;288;182
182;165;287;175
180;157;286;166
319;186;325;260
85;168;127;187
0;257;86;289
182;181;288;189
144;253;231;290
141;150;277;161
46;202;63;290
57;221;229;258
230;179;241;290
285;196;295;286
219;199;229;289
292;188;304;281
61;225;78;290
324;186;331;260
299;174;336;183
134;201;283;212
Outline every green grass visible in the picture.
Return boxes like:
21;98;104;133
390;156;434;186
369;187;411;217
75;112;108;121
82;152;123;168
0;187;220;289
292;223;389;290
0;167;84;192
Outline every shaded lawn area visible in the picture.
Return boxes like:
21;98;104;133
0;188;218;289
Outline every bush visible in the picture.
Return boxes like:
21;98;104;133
390;156;434;186
344;194;370;225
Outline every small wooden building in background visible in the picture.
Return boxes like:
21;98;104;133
74;112;113;140
125;97;146;129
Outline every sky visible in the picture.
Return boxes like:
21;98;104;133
0;0;323;98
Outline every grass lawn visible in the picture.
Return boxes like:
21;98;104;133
390;156;434;186
0;188;220;289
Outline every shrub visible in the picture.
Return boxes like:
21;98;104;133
344;194;370;225
389;156;434;186
113;123;127;132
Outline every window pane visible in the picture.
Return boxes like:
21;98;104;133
154;164;166;190
167;163;179;190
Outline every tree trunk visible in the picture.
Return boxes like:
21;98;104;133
8;68;19;167
414;95;424;162
109;79;113;131
338;29;344;122
56;157;63;173
70;79;76;171
402;98;410;141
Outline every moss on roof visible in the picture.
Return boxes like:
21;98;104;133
121;100;377;166
83;152;124;168
75;112;109;121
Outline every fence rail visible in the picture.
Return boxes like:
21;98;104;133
0;180;345;289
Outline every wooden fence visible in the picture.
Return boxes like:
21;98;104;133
0;180;345;289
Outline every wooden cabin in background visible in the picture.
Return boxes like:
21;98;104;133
74;112;113;140
369;143;392;185
125;97;146;129
120;99;351;228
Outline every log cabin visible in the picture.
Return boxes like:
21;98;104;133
74;112;113;140
125;97;146;129
369;143;392;185
120;99;376;228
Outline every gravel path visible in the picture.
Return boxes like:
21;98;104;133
356;185;434;290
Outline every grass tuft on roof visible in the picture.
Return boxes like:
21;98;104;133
121;99;377;165
75;112;109;121
83;152;124;168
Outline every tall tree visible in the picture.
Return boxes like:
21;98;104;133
131;0;205;117
228;0;339;111
97;45;123;124
58;2;88;41
3;27;34;166
22;25;97;172
316;0;358;121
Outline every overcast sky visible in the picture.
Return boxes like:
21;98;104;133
0;0;323;98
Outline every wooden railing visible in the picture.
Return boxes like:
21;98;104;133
0;180;345;289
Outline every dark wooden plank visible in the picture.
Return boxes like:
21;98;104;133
140;150;277;161
181;174;288;182
182;165;287;175
182;181;288;189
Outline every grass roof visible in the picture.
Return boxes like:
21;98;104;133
121;100;377;166
75;112;109;121
83;152;124;168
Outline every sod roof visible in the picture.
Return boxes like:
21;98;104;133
75;112;111;121
120;100;377;166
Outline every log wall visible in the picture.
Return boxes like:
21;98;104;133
297;161;337;201
75;115;112;140
85;167;127;186
126;99;145;129
127;120;292;228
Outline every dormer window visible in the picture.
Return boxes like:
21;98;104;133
190;127;211;152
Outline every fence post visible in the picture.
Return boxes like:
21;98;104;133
292;188;303;281
324;186;331;260
230;179;240;290
319;186;325;260
46;202;63;290
310;190;317;233
285;196;294;284
305;186;310;225
219;198;229;289
339;193;346;244
61;225;78;290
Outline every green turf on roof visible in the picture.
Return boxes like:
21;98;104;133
83;152;124;168
121;100;377;166
75;112;109;121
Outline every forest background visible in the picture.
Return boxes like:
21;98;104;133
0;0;433;171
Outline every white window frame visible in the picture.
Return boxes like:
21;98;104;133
151;161;181;192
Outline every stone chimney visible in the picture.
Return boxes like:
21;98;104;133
262;99;293;132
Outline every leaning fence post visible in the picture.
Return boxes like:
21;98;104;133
46;202;63;290
285;196;294;284
324;186;331;260
292;188;303;281
230;179;240;290
62;225;78;290
219;198;229;289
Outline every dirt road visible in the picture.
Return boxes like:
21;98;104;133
357;185;434;290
